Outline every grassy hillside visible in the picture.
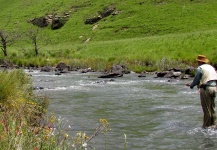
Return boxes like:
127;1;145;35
1;0;217;71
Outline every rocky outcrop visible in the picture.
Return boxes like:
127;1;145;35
29;17;48;28
85;5;121;24
29;13;70;29
85;16;102;25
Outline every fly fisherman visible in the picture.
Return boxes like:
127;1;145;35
186;55;217;128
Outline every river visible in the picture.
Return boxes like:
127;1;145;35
29;70;217;150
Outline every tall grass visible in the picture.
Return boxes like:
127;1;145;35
0;69;53;149
0;69;32;103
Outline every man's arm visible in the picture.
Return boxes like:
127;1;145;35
186;67;202;89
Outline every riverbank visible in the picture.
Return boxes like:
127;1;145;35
4;29;217;73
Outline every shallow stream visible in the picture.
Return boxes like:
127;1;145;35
30;70;217;150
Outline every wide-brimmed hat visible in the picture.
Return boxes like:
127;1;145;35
196;55;209;63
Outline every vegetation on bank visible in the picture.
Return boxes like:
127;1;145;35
0;70;112;149
1;0;217;72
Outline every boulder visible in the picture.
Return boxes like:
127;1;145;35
184;67;195;77
56;62;70;72
95;79;115;84
111;64;130;74
138;72;146;77
40;66;54;72
55;72;62;75
180;74;190;79
33;86;44;90
164;71;181;78
156;71;168;77
79;67;92;73
98;73;123;78
155;69;182;78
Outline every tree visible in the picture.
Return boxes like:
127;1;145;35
26;28;49;56
0;30;18;57
0;13;19;57
26;29;40;56
0;31;8;56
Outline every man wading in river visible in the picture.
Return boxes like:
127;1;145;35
186;55;217;128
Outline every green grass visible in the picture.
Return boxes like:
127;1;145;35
1;0;217;71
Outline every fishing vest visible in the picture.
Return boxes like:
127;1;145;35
199;64;217;85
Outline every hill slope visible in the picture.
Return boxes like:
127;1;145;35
1;0;217;43
1;0;217;71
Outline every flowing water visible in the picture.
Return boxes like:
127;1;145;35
29;70;217;150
